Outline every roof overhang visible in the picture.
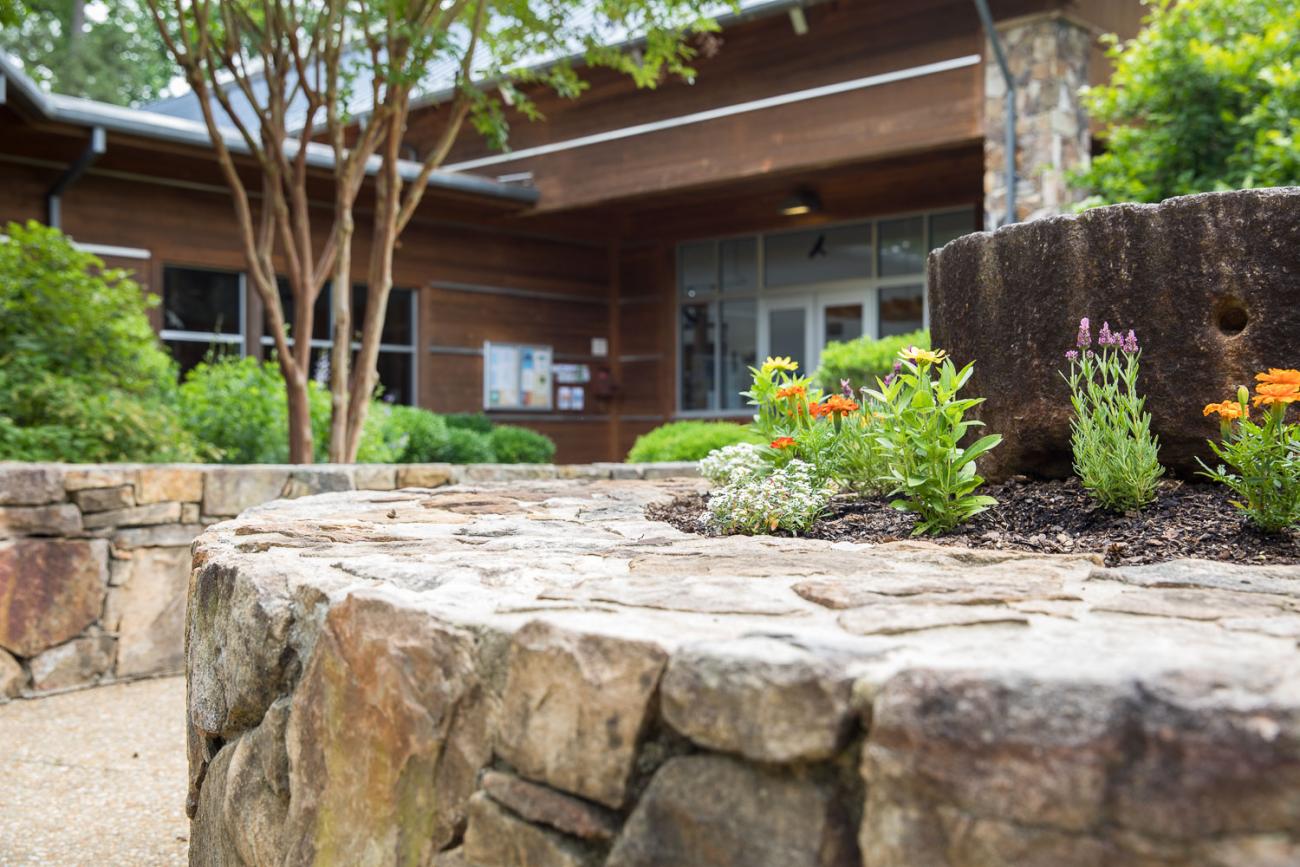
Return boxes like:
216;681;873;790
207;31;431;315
0;53;539;206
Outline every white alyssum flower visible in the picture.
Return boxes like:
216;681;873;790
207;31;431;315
699;442;767;486
708;459;832;535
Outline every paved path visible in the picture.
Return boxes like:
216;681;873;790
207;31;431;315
0;677;188;866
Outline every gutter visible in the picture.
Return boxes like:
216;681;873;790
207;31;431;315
0;54;538;206
972;0;1017;226
46;125;106;228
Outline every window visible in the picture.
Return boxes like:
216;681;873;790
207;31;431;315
161;266;245;375
676;208;975;413
260;283;419;405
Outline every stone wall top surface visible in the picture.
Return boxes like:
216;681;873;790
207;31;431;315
187;479;1300;865
195;479;1300;684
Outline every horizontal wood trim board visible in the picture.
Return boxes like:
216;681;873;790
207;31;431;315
444;54;981;172
431;280;610;305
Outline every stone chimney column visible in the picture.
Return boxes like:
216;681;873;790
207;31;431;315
984;14;1093;228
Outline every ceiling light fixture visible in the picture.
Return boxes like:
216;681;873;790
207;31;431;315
779;188;821;217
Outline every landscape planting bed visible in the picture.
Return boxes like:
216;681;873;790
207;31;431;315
187;478;1300;866
653;478;1300;567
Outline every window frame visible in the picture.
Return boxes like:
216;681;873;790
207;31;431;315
257;283;420;406
674;206;974;416
159;265;248;367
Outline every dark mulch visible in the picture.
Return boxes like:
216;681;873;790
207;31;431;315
647;478;1300;567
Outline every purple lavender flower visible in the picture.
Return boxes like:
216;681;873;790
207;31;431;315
841;378;854;399
1065;349;1079;361
1122;329;1139;353
1098;321;1114;346
1076;317;1091;348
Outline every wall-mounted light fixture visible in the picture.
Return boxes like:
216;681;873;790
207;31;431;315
779;188;822;217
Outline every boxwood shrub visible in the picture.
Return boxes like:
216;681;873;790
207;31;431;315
626;420;764;463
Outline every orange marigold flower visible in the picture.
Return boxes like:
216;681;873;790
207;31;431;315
1202;400;1246;420
1256;369;1300;386
770;436;796;449
1252;382;1300;407
776;385;806;399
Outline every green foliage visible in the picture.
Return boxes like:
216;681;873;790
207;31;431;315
0;0;175;105
434;428;497;464
1199;384;1300;533
626;420;764;463
382;404;451;463
866;351;1001;535
489;424;556;464
0;220;202;462
1063;320;1163;511
177;355;399;464
814;329;929;393
1075;0;1300;205
444;413;495;435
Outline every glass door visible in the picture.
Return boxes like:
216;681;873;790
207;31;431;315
817;290;872;356
760;298;814;373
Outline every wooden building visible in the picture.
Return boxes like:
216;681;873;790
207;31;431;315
0;0;1144;462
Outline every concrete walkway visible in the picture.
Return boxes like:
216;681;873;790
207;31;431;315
0;677;188;866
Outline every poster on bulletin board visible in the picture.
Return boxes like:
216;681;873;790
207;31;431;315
483;342;553;411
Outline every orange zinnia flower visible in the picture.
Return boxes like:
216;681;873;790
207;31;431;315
1256;369;1300;386
823;395;860;415
1202;400;1246;421
776;385;807;399
770;437;796;449
1252;382;1300;407
808;401;829;419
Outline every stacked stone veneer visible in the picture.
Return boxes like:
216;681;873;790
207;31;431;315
984;13;1093;227
188;481;1300;866
0;461;696;700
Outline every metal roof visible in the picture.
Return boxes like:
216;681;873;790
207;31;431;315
141;0;802;133
0;52;539;204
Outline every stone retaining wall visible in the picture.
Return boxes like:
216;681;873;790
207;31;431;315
187;481;1300;866
0;461;696;700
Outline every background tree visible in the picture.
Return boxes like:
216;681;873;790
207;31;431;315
147;0;717;463
1075;0;1300;206
0;0;174;104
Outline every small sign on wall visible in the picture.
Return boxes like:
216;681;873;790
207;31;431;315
483;342;553;411
557;385;585;412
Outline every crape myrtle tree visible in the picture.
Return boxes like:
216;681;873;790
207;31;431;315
145;0;719;463
1075;0;1300;206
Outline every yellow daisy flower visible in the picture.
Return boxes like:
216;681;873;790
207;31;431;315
761;356;798;374
898;346;948;365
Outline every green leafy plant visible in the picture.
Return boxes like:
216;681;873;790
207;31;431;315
178;355;399;464
626;421;763;463
489;425;557;464
813;329;928;394
1062;319;1163;511
435;428;497;464
867;347;1001;535
0;220;203;462
1199;375;1300;532
708;460;832;535
744;355;890;495
444;413;496;435
380;404;451;463
1074;0;1300;206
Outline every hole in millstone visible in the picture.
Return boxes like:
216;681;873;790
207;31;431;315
1216;299;1249;335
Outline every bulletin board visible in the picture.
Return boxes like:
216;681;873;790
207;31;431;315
483;342;553;411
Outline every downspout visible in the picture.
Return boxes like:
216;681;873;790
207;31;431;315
46;125;106;229
972;0;1017;226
